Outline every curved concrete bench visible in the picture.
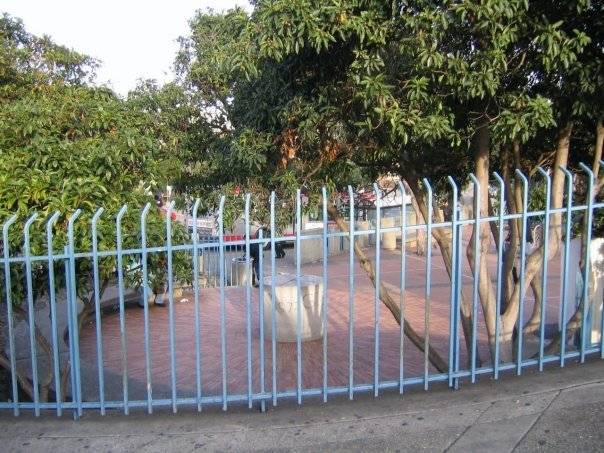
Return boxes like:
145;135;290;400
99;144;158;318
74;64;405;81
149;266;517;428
262;274;324;342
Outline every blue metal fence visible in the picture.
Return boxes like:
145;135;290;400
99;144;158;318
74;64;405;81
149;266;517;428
1;165;604;419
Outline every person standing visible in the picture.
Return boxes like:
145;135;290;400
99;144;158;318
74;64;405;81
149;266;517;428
249;228;263;287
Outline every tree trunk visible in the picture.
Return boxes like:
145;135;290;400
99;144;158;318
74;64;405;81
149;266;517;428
523;273;543;335
327;203;448;372
406;182;426;256
504;123;572;354
405;176;478;366
59;278;109;402
544;121;602;354
467;119;500;360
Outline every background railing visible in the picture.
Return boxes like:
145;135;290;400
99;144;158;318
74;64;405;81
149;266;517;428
1;167;603;418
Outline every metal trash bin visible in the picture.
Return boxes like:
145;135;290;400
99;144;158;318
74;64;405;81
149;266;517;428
230;257;252;286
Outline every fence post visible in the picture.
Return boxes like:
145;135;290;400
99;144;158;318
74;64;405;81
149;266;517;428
2;215;18;416
600;160;604;358
398;181;407;394
269;191;278;406
23;214;39;416
67;210;82;417
422;178;433;391
492;172;505;379
116;205;129;414
446;177;458;387
218;196;227;411
258;228;266;412
244;193;253;408
514;169;529;375
578;162;594;363
321;187;329;402
192;199;202;412
347;185;355;400
536;167;551;371
91;208;105;415
468;174;480;383
373;183;381;396
140;203;153;413
295;189;303;404
559;166;573;367
45;212;62;416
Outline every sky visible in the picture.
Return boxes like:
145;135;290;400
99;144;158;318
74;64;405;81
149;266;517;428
2;0;250;95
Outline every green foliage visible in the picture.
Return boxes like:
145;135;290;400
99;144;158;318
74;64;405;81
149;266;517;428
176;0;602;215
0;14;191;305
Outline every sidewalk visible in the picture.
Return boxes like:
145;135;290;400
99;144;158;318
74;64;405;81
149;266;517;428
2;359;603;452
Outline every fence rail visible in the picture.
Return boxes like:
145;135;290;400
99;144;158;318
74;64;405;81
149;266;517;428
1;166;604;418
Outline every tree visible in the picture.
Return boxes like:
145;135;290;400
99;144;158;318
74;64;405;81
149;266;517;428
178;0;603;367
0;15;190;402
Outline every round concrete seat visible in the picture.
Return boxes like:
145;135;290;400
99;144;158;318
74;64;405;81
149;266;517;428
262;274;324;342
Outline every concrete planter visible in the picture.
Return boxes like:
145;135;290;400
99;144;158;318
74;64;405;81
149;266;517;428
355;220;370;248
381;217;397;250
262;274;324;342
563;237;604;345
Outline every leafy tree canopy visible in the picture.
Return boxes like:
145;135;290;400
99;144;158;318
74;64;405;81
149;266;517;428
178;0;603;202
0;14;190;301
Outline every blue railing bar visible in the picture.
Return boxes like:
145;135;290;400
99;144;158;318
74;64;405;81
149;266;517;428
515;169;529;375
446;176;458;387
270;191;278;407
91;208;106;415
5;200;604;264
62;245;77;420
218;196;227;411
166;201;178;413
258;228;266;412
453;213;463;390
115;204;129;415
191;199;202;412
579;162;594;363
23;213;40;416
558;222;565;337
295;189;303;405
67;209;82;418
140;203;153;413
398;180;407;394
11;200;604;257
322;187;329;402
244;194;253;408
469;173;480;383
1;215;18;416
29;349;604;414
373;182;381;397
347;185;355;400
4;200;604;259
537;167;551;371
601;161;604;358
423;178;433;391
45;212;62;416
2;345;603;414
492;172;505;379
559;166;573;367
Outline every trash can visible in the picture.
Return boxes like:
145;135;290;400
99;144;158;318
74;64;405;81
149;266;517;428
262;274;324;342
230;257;252;286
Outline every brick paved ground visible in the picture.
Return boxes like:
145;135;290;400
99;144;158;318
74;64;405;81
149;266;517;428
79;233;565;403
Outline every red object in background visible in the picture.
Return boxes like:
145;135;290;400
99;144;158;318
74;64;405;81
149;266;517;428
234;186;241;195
223;235;244;242
171;211;177;221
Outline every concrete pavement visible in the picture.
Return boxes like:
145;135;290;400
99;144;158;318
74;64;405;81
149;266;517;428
1;358;603;452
